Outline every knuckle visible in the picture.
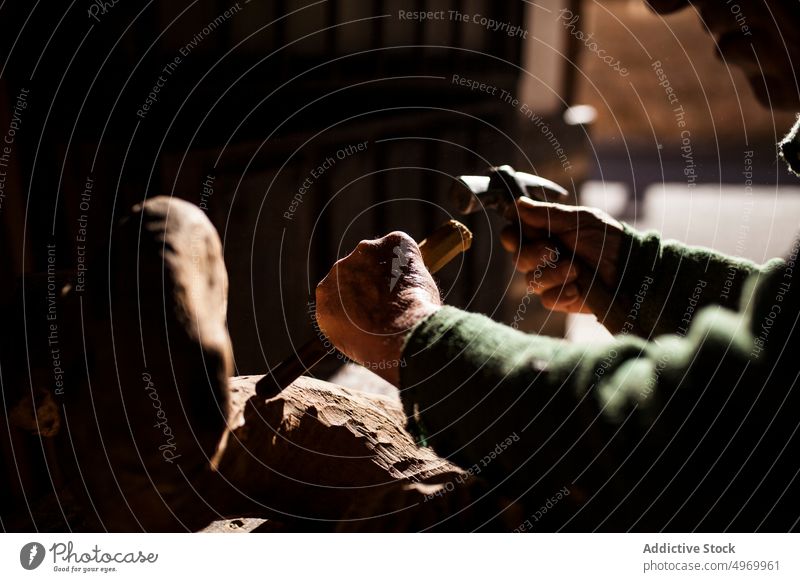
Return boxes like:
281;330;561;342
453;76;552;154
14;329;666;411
331;255;351;273
531;283;550;296
385;230;410;241
536;271;560;289
556;261;575;276
518;257;538;273
355;238;378;252
540;295;556;310
380;230;415;249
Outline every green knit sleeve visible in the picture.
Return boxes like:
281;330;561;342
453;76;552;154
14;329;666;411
603;224;767;338
399;256;796;530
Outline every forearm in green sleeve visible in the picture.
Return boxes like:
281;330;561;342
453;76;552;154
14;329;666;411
398;305;654;497
398;299;766;527
606;224;764;338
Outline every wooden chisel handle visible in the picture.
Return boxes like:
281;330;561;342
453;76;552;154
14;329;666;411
418;219;473;273
256;220;473;397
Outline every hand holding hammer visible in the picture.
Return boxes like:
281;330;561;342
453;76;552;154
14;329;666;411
451;165;627;331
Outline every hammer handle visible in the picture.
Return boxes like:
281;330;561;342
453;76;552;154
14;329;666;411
256;221;472;398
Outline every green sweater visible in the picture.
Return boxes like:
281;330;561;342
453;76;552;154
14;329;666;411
400;225;800;532
401;119;800;531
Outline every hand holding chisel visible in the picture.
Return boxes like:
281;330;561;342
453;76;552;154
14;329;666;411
257;220;472;396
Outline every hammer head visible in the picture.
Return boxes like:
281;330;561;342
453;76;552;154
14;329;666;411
450;165;568;216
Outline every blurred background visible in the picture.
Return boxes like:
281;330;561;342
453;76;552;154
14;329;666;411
2;0;799;527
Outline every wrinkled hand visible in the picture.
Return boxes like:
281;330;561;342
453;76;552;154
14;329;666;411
316;231;441;385
500;196;625;314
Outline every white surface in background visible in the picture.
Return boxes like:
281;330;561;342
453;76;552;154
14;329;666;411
579;180;630;217
567;181;800;343
634;183;800;263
